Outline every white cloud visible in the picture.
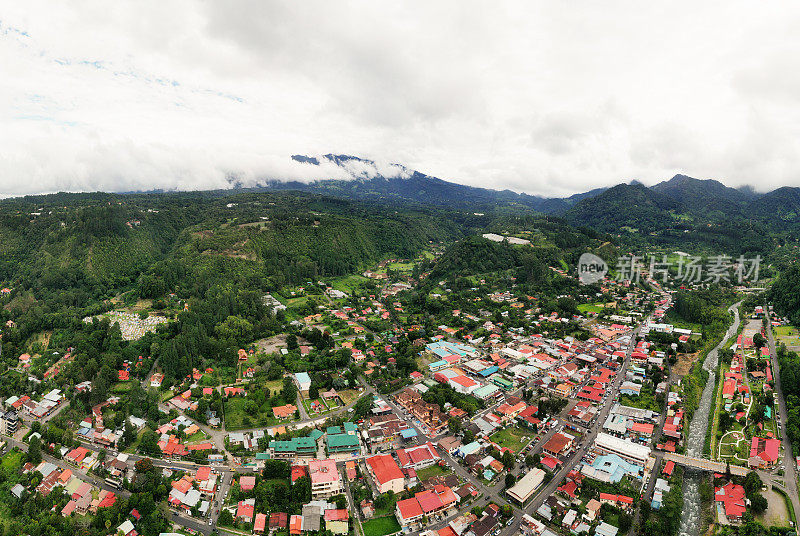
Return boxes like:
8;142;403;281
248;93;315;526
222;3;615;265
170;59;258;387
1;1;799;198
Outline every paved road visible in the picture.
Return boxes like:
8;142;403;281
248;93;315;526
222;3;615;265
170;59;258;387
525;322;644;515
764;309;800;524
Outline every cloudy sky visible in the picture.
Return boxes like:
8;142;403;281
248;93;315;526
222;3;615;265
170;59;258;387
2;2;799;198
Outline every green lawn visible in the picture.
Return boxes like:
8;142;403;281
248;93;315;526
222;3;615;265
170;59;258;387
415;463;448;481
186;430;207;443
0;450;23;476
110;380;134;393
362;516;401;536
775;325;800;346
489;426;532;453
387;261;414;272
286;297;308;308
578;304;604;314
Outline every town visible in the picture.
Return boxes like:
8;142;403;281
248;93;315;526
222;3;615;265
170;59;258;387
1;232;796;536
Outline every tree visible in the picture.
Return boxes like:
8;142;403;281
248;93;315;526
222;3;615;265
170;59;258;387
333;494;347;509
750;493;768;514
218;509;234;526
135;457;154;473
309;384;319;400
139;430;160;455
353;393;374;419
502;451;515;470
27;435;41;465
505;473;516;488
448;417;462;435
743;471;763;497
753;332;766;350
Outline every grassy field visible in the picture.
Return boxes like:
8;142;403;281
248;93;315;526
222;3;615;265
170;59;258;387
112;380;134;393
362;516;401;536
330;274;372;294
387;261;414;272
224;397;277;430
618;387;662;413
0;450;23;476
489;426;532;453
578;304;604;314
186;430;208;443
415;463;448;481
338;389;361;405
775;325;800;347
264;379;284;393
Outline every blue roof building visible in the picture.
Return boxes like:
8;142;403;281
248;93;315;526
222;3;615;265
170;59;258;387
478;365;499;377
400;428;418;439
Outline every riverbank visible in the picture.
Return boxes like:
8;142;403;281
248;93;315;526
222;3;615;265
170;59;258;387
677;301;742;536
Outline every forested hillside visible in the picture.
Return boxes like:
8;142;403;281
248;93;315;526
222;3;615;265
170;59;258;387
0;191;469;388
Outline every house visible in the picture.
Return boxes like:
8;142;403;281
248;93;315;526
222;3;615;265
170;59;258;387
585;499;601;521
396;497;424;526
507;468;546;504
237;498;256;523
240;475;256;492
749;437;780;467
716;481;747;522
397;443;440;470
542;433;573;457
273;404;298;419
365;454;405;493
290;514;303;535
594;433;650;466
361;500;375;519
598;493;634;511
117;520;136;536
309;459;343;498
1;410;19;436
254;512;267;534
270;512;289;531
295;372;312;392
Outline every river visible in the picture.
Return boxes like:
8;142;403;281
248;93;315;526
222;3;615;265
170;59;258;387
677;302;741;536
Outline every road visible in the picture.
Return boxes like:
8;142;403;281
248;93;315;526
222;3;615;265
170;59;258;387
764;309;800;525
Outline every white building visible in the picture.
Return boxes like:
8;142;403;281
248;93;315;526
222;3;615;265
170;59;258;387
594;433;651;466
507;468;545;504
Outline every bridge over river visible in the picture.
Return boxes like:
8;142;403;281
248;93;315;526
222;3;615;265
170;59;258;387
663;453;749;476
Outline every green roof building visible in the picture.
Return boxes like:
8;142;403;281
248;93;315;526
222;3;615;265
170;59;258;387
327;433;361;454
343;422;358;434
491;376;514;390
269;436;318;458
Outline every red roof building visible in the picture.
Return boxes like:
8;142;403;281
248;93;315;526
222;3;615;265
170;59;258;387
395;497;424;525
749;437;781;465
254;513;267;534
365;455;405;494
716;481;746;520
